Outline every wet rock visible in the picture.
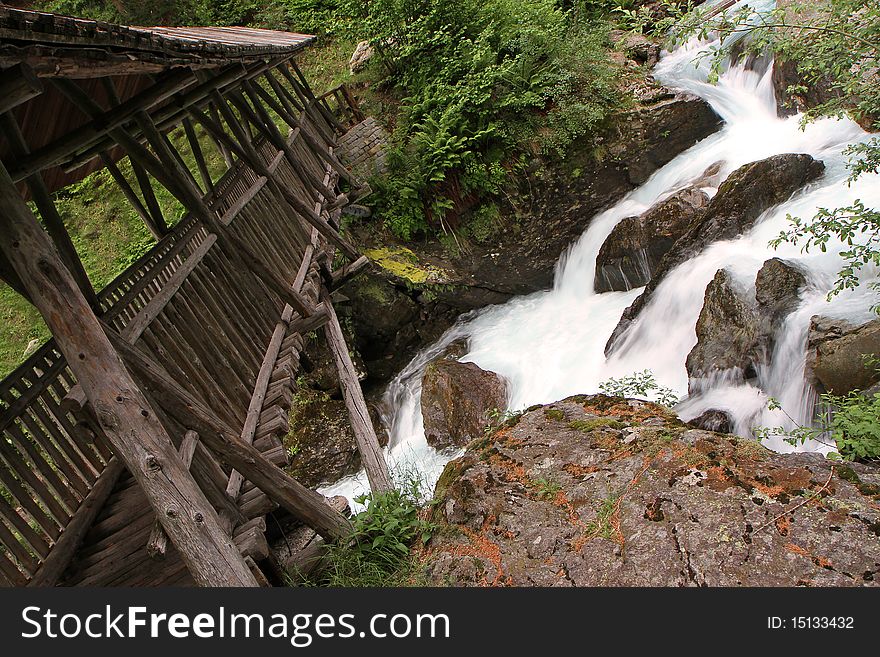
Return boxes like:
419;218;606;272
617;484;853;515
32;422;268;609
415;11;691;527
806;316;880;395
687;409;733;434
349;40;374;74
686;269;763;389
755;257;808;321
284;388;388;488
421;360;508;450
439;88;723;300
607;153;825;354
425;396;880;586
595;187;709;292
755;256;808;331
610;30;661;67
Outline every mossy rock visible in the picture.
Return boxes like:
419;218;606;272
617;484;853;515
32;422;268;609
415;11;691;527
364;246;452;285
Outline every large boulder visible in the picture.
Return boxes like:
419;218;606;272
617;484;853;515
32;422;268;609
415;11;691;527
425;395;880;586
755;257;808;328
686;269;763;390
607;153;825;354
421;360;508;450
595;187;709;292
806;316;880;395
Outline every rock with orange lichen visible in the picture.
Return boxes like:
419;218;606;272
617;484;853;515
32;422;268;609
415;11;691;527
424;395;880;586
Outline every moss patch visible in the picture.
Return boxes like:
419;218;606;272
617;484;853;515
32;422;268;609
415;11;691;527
364;246;451;285
569;418;625;432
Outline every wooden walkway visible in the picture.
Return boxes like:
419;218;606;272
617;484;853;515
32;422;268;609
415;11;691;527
0;9;391;586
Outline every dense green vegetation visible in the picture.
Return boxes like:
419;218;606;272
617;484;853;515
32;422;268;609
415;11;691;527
332;0;623;239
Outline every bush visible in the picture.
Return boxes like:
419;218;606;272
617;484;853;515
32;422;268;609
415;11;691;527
301;479;436;587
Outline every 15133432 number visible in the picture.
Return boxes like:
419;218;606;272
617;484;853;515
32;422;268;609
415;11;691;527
768;617;855;629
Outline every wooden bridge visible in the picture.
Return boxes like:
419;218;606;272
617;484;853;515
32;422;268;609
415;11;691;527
0;7;391;586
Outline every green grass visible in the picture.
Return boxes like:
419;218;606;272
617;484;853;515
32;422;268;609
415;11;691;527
0;123;228;378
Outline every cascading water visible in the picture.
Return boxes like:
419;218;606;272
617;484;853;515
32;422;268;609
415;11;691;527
323;0;880;506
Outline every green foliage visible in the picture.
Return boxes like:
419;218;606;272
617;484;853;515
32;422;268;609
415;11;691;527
532;476;562;500
584;491;620;539
770;202;880;311
338;0;621;238
301;479;436;587
758;389;880;463
484;406;523;434
599;369;679;406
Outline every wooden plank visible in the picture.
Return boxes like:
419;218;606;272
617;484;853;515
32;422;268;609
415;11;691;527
0;493;50;559
321;289;393;493
11;70;197;182
61;235;218;415
329;255;371;289
28;458;125;587
104;328;353;541
0;62;43;115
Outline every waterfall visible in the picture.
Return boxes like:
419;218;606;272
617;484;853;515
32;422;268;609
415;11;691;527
323;0;880;507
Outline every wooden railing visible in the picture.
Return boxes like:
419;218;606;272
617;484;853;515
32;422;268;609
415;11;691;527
0;92;349;585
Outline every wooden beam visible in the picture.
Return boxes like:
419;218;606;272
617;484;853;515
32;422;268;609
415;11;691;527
10;70;197;182
50;78;312;319
0;63;44;115
246;80;362;189
189;103;361;261
0;159;258;587
329;255;372;290
321;288;393;493
147;430;200;560
131;109;315;318
129;158;169;238
99;153;166;240
28;458;125;587
103;328;353;541
183;118;214;193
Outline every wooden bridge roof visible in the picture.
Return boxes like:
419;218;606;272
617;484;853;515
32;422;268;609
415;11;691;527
0;7;315;77
0;6;316;194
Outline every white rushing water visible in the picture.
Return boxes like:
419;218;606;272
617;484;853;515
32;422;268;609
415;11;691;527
324;0;880;507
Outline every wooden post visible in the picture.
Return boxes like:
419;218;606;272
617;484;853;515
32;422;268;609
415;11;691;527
0;160;258;588
183;118;214;194
209;104;236;168
321;289;393;493
0;111;99;307
100;153;167;240
28;458;125;587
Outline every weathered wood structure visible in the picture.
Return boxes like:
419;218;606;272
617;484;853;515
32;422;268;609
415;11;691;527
0;7;390;586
